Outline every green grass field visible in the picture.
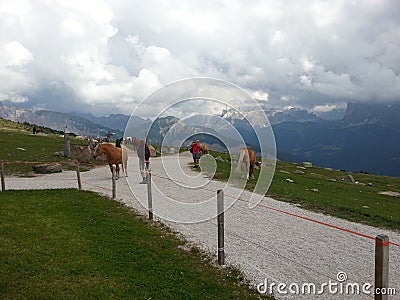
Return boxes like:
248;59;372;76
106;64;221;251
208;150;400;231
0;123;91;176
0;189;269;299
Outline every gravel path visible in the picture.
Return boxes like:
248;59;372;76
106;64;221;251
4;150;400;299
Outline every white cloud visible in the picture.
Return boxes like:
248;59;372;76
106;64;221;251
61;19;85;37
0;93;28;103
10;94;29;103
0;0;399;115
271;30;284;45
0;40;34;103
0;40;32;67
312;104;344;112
250;90;269;101
301;58;315;72
299;75;312;87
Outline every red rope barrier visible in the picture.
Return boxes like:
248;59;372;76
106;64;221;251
149;171;400;248
3;160;399;247
81;180;113;192
2;161;108;167
22;178;76;181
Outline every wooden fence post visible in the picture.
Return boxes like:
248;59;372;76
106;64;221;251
1;162;5;191
76;163;82;191
147;172;153;220
217;189;225;265
375;234;389;300
64;132;71;158
112;166;116;200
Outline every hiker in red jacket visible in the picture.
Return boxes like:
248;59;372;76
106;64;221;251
191;140;201;168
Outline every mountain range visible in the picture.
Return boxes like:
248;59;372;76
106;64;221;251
0;105;124;137
1;102;399;177
273;103;400;177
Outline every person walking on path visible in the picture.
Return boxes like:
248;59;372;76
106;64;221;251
137;139;150;184
191;140;201;168
115;137;123;148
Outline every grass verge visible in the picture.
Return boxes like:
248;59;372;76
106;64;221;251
208;151;400;231
0;128;93;176
0;189;271;299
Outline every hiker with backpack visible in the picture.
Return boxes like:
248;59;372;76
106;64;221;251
190;140;201;168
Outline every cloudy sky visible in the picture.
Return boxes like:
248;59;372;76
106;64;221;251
0;0;399;116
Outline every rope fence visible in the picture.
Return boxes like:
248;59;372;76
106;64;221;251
148;170;400;248
2;160;400;249
0;160;114;193
1;160;400;248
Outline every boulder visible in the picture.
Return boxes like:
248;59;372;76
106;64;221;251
341;175;355;183
294;170;305;174
34;163;62;174
302;162;313;168
215;156;227;162
53;151;64;157
378;191;400;198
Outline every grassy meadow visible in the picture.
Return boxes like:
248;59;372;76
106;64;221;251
0;118;91;176
208;150;400;231
0;190;269;299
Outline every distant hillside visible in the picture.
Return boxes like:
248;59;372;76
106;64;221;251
143;116;231;151
0;106;123;137
0;117;63;135
72;112;131;132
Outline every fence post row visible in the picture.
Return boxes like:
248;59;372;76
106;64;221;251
1;162;5;191
112;166;116;200
146;172;153;220
217;189;225;266
375;234;389;300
